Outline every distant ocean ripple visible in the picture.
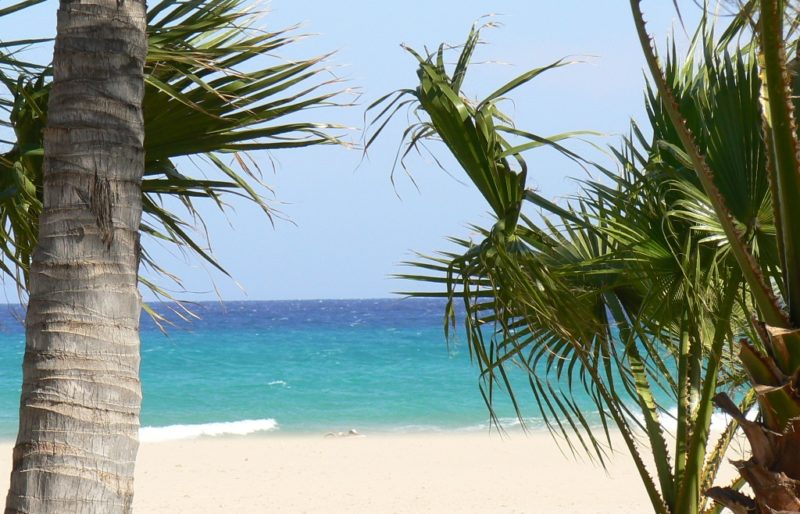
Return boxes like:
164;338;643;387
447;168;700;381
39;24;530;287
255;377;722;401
0;298;720;442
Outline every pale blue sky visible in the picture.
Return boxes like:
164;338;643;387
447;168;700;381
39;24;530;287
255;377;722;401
2;1;702;301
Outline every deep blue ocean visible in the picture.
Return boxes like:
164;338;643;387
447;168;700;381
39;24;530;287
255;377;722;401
0;298;564;441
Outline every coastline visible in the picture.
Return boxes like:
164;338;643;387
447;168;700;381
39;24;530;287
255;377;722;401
0;296;743;512
0;430;738;513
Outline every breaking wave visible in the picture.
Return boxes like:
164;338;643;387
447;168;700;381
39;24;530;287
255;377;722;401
139;419;278;442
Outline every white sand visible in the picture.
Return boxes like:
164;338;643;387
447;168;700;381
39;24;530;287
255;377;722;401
0;432;741;513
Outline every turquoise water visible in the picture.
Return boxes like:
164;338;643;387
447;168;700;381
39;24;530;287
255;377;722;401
0;299;565;440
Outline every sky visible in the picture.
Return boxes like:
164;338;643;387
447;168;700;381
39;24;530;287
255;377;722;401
2;1;706;301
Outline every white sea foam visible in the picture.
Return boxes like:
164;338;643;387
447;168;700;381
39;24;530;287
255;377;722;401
653;409;731;433
640;405;757;435
381;417;544;434
139;419;278;442
267;380;287;387
450;408;749;436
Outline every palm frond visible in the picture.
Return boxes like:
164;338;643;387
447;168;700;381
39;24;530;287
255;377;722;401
374;20;757;514
0;0;347;301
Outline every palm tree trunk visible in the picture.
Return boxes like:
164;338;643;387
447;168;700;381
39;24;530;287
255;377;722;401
4;0;147;512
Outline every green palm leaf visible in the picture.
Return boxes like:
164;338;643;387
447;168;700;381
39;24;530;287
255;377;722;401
0;0;345;304
373;22;755;514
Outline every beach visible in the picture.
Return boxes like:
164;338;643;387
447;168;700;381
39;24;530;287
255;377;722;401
0;431;711;513
0;300;744;512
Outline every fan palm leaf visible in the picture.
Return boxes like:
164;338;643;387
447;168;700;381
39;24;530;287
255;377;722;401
632;1;800;511
370;20;759;514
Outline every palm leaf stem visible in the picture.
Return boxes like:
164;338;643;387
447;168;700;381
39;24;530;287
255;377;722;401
606;291;675;508
675;274;740;514
759;0;800;327
629;0;790;330
674;314;691;494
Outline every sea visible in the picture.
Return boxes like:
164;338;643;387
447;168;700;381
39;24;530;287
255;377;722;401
0;298;566;442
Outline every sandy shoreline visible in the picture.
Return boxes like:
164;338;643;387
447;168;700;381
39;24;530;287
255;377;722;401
0;431;684;513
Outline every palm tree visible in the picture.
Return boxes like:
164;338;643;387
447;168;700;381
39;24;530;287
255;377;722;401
3;0;149;511
631;1;800;511
367;14;767;514
0;0;343;312
0;0;342;512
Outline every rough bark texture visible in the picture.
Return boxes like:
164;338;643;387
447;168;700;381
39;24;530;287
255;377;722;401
4;0;147;512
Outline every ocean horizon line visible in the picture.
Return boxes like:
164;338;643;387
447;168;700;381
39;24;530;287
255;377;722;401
0;296;440;309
